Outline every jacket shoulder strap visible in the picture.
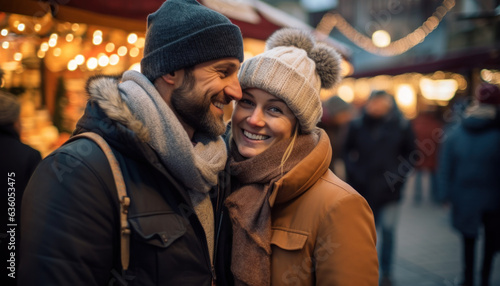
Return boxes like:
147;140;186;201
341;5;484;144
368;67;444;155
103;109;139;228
66;132;131;271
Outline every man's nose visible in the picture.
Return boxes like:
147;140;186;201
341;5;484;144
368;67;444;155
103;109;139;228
224;75;242;101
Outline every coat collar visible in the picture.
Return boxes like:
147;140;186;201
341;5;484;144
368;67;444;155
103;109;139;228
269;128;331;207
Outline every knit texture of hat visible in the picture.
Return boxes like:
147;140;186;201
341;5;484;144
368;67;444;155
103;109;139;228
0;91;20;125
476;83;500;105
238;28;342;133
141;0;244;82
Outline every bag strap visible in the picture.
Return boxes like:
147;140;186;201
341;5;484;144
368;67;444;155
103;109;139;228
66;132;131;271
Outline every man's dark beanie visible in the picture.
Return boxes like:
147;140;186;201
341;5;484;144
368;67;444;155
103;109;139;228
141;0;244;82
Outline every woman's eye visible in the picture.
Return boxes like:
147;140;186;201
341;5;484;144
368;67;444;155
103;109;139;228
238;99;254;107
269;107;283;114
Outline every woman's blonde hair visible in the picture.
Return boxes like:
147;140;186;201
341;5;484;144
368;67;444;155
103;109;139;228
280;124;300;176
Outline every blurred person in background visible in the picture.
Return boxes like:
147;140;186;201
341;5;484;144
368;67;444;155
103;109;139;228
318;95;353;180
0;91;41;285
438;82;500;286
411;107;444;205
343;90;416;286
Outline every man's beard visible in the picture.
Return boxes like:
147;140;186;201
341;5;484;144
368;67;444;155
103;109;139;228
171;72;226;138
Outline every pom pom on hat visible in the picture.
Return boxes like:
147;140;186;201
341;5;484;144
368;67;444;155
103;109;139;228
238;28;343;133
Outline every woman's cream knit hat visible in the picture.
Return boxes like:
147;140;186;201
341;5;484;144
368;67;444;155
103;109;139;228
238;28;343;133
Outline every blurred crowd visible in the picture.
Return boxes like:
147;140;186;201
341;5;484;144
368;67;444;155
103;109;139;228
319;83;500;286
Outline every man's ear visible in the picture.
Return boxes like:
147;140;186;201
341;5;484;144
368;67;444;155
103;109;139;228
160;71;183;86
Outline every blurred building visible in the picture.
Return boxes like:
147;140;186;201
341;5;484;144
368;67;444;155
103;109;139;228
1;0;499;155
266;0;500;118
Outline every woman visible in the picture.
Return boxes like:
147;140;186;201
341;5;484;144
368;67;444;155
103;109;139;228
225;28;379;286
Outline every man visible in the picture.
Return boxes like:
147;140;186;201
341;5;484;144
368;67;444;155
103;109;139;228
0;91;41;286
19;0;243;285
343;90;415;286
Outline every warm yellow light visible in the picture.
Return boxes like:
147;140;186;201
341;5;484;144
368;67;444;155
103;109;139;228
14;52;23;61
66;34;74;42
87;57;98;70
93;36;103;45
50;33;58;40
109;54;120;65
93;30;103;37
17;23;25;32
105;43;115;53
75;54;85;65
129;47;140;57
340;59;353;77
71;23;80;31
419;78;458;101
396;84;415;107
53;47;62;57
127;33;138;44
2;41;9;49
338;84;355;103
48;38;57;47
481;69;493;82
1;29;8;36
68;60;78;71
129;62;141;72
117;46;128;56
98;55;110;67
136;37;145;48
40;42;49;52
372;30;391;48
37;50;45;58
34;24;42;32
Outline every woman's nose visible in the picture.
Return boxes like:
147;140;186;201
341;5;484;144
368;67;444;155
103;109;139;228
247;108;265;127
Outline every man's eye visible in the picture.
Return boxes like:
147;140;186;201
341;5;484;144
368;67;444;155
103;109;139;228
218;70;229;77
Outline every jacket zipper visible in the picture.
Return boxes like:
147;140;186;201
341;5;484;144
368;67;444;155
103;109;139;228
211;183;223;285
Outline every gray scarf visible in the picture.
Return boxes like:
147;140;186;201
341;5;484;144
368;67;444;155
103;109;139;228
119;70;227;261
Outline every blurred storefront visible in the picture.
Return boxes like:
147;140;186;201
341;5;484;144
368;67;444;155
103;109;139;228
0;0;352;156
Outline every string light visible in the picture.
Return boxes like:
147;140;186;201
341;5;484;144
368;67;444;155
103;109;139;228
129;47;140;57
316;0;455;56
14;52;23;61
117;46;128;57
127;33;138;44
105;43;115;53
109;54;120;65
17;23;26;32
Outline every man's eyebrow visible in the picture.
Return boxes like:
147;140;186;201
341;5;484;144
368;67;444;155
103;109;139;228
214;62;239;69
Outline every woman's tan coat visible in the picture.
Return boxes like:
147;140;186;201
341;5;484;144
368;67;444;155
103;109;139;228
268;129;379;285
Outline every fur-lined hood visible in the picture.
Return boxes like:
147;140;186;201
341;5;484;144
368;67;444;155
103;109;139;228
75;75;150;142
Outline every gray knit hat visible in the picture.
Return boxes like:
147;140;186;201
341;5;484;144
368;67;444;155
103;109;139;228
0;91;20;125
141;0;244;82
238;28;342;133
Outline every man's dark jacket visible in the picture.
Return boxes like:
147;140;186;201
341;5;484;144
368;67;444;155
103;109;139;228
19;75;232;285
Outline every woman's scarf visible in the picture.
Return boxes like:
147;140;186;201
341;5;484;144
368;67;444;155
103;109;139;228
225;132;317;286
